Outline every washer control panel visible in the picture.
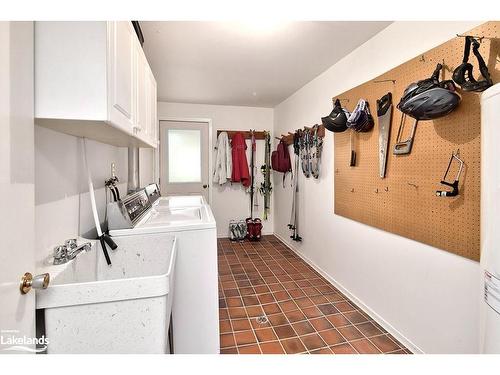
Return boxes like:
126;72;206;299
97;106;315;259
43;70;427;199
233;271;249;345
122;189;151;225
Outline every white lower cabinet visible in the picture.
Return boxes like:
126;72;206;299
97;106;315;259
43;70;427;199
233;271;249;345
35;21;158;148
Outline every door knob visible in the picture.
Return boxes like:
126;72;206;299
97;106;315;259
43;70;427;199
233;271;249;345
203;184;208;189
20;272;50;295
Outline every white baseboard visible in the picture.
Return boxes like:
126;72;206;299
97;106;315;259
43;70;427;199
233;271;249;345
273;232;423;354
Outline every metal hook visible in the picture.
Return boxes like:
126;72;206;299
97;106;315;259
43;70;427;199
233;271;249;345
442;59;454;74
456;34;493;43
373;79;396;84
351;188;355;193
385;187;389;192
375;188;379;193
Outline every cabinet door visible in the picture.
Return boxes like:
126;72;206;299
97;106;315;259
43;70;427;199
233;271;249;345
107;21;135;132
135;42;148;139
147;67;158;146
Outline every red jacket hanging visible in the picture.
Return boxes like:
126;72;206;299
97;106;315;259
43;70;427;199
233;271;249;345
231;132;250;187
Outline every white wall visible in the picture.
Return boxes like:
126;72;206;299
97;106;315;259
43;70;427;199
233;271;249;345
35;126;155;267
273;21;482;354
158;102;274;237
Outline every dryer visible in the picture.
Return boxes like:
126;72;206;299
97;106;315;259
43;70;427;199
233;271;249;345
480;83;500;353
108;187;219;354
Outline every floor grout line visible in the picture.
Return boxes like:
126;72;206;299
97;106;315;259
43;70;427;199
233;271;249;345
217;236;408;354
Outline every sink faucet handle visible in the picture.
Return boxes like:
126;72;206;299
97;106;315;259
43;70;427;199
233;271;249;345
64;238;78;250
66;241;92;260
53;245;68;265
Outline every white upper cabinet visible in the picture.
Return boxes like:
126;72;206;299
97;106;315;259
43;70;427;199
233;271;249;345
146;65;158;146
108;21;135;132
35;21;158;148
135;41;148;140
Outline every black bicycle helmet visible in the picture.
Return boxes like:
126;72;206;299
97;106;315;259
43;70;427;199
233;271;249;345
453;36;493;92
398;64;461;120
322;99;349;132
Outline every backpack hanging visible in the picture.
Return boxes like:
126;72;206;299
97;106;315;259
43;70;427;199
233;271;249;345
271;139;292;186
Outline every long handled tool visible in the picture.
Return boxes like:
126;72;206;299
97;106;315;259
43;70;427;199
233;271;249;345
349;130;356;166
377;92;393;177
82;138;116;266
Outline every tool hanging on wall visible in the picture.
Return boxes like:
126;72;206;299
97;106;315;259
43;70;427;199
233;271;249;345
349;130;356;166
393;113;417;155
259;131;272;220
288;132;302;242
377;92;393;177
436;150;464;197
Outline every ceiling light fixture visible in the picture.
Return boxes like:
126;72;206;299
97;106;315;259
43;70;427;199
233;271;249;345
238;20;287;34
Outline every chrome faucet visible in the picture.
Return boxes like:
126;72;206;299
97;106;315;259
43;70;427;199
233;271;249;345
53;239;92;265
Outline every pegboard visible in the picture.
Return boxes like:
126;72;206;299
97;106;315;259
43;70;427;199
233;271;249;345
334;22;500;261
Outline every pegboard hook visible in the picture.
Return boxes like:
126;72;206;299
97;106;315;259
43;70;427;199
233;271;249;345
456;34;494;43
442;59;454;74
373;79;396;84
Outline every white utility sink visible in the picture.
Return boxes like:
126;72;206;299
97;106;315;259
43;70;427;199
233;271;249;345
36;234;177;354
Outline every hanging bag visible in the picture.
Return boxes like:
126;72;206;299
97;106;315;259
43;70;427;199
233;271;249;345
271;139;292;186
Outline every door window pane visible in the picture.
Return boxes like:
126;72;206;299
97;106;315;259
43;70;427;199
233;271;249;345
168;129;201;183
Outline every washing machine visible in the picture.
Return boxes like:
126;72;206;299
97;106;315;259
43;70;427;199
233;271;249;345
107;187;219;354
480;83;500;353
145;183;206;210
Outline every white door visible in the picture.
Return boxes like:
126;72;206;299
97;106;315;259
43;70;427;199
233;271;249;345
107;21;135;132
159;121;210;202
0;22;38;353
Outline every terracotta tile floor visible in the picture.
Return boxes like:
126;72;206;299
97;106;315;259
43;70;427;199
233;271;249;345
218;235;411;354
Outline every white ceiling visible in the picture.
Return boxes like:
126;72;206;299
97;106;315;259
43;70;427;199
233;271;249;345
141;21;391;108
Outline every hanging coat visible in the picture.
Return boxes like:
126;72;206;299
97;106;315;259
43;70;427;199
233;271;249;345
231;132;251;187
213;131;232;185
